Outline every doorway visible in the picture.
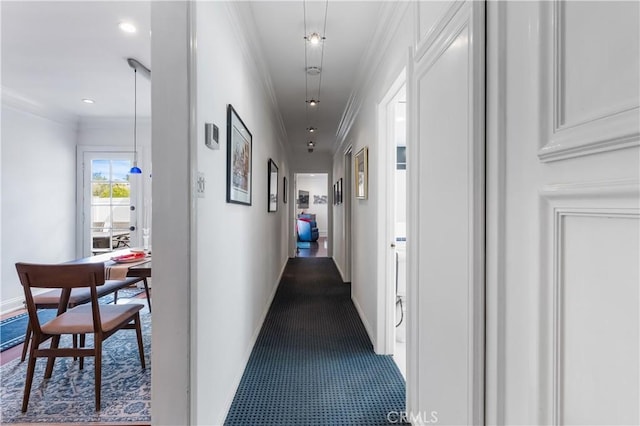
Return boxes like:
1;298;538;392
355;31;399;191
379;73;407;377
77;148;143;257
294;173;329;257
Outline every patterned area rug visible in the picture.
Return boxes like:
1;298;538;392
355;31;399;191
0;309;151;424
225;257;407;425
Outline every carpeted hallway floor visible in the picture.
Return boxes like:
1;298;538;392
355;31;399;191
225;257;406;425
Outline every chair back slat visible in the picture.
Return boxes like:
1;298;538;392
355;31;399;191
15;262;105;289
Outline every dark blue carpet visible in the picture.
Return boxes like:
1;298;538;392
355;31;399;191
0;288;143;352
225;257;406;426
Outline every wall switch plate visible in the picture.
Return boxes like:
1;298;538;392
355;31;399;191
196;172;206;198
205;123;219;150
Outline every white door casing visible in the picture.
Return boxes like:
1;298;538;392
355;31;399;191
406;1;485;424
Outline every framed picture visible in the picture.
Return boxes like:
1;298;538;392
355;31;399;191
333;183;337;205
267;159;278;212
298;190;309;209
226;105;252;205
338;177;343;204
283;176;288;204
355;147;368;199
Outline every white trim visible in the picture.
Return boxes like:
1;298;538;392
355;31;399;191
414;0;465;62
538;1;640;162
407;2;485;423
539;180;640;425
75;145;144;258
485;1;508;424
405;44;419;418
335;2;410;153
188;1;198;423
376;70;406;356
1;86;78;125
224;2;289;158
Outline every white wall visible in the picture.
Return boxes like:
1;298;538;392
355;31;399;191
296;174;329;236
193;2;290;424
0;100;77;313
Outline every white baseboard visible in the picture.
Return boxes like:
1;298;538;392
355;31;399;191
332;256;346;282
216;258;287;425
352;293;376;349
1;295;25;316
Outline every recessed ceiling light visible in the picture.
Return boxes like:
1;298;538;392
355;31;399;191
306;99;319;106
307;127;317;133
82;98;95;104
306;66;321;76
119;22;137;33
307;141;315;147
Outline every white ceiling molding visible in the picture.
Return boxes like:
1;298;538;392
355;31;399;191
1;87;78;126
224;2;290;158
334;1;410;153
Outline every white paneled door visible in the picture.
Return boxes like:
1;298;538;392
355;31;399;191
406;1;485;424
486;1;639;425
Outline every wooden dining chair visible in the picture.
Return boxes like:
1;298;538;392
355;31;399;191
15;262;146;412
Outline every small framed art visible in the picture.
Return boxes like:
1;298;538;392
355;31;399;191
355;147;368;199
268;159;278;212
226;105;252;206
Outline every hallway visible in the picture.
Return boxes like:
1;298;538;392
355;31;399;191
225;258;406;425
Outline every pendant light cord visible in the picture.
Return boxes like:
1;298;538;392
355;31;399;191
133;68;137;164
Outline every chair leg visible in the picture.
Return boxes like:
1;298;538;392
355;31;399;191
44;335;61;379
79;334;86;370
95;335;102;411
21;322;32;362
134;312;146;369
143;278;152;313
21;345;38;412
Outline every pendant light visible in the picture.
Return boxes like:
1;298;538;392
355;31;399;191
129;66;142;174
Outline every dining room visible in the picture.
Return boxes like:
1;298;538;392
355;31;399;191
1;1;153;423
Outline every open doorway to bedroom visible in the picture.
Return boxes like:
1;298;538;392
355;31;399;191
294;173;329;257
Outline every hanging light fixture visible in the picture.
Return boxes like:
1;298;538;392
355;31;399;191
129;66;142;174
126;58;150;174
303;0;328;154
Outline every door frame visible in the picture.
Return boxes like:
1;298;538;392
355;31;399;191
377;69;407;355
76;145;143;258
343;145;353;281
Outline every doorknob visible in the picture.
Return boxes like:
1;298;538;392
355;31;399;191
129;226;136;231
390;243;396;248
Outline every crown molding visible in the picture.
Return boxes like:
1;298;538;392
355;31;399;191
224;2;291;161
334;1;410;154
1;86;78;126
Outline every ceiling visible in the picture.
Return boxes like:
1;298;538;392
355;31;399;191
1;1;383;156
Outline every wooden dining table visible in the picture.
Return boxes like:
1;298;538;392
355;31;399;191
66;249;152;310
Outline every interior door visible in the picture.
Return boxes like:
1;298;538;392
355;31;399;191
406;1;485;424
485;2;640;424
80;151;140;256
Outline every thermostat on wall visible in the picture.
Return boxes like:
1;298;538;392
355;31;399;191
205;123;219;150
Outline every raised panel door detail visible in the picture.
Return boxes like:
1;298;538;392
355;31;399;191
539;1;640;162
